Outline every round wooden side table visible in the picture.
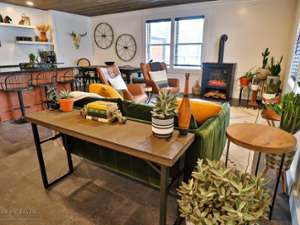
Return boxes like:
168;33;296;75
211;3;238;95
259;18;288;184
225;123;297;220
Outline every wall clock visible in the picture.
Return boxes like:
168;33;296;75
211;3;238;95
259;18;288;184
94;22;114;49
115;34;137;62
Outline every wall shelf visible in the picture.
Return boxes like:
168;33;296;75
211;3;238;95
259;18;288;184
0;23;35;29
16;41;54;46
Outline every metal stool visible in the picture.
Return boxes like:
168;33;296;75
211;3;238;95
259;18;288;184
31;70;57;110
0;73;31;123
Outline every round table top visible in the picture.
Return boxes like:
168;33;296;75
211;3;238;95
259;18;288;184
226;123;297;154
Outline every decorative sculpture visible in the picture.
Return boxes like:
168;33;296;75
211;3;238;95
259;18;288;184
69;32;87;49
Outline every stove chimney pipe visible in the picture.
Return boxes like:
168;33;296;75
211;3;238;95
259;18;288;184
218;34;228;64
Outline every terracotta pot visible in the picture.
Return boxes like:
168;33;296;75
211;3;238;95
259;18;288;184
152;116;174;139
239;77;251;86
59;98;74;112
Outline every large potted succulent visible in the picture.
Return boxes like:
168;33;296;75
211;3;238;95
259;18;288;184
178;159;271;225
266;91;300;172
59;89;74;112
151;90;177;138
256;48;270;80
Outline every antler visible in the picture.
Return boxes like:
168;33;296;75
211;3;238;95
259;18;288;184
80;32;87;37
69;32;76;37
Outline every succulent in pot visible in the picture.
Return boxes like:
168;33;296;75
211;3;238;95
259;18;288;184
178;159;271;225
151;90;177;138
59;89;74;112
240;69;256;86
256;48;270;80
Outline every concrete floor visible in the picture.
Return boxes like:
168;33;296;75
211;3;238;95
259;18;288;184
0;106;291;225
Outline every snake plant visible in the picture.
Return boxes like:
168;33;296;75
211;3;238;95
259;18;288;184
178;160;270;225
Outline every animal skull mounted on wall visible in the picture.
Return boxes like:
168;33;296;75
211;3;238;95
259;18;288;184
69;32;87;49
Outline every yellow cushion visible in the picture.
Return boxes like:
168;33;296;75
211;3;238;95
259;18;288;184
177;98;221;124
89;84;123;100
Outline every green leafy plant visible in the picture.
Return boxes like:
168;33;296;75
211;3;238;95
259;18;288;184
28;53;36;64
178;159;271;225
265;79;281;94
268;56;283;76
59;89;73;99
47;87;58;103
261;48;270;69
151;90;177;119
280;92;300;134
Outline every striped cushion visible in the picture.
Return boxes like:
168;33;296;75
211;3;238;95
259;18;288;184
149;70;169;88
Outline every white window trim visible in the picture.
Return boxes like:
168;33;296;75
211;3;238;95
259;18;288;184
144;15;206;73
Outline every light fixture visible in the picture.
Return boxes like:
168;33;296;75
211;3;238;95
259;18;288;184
26;1;34;6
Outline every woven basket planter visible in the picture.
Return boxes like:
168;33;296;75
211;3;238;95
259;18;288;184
265;151;296;170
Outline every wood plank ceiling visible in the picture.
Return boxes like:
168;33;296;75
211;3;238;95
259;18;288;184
1;0;216;16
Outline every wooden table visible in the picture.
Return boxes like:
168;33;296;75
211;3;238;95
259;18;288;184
225;123;297;220
119;65;141;84
26;110;194;225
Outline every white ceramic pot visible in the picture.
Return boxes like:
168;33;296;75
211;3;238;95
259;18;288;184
152;116;174;138
263;93;276;100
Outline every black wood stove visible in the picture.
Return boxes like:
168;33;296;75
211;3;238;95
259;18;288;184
201;35;236;100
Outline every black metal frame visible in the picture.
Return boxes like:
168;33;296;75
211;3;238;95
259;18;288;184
225;140;286;220
30;122;190;225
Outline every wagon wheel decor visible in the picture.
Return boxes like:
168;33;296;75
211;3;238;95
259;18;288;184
94;22;114;49
115;34;137;62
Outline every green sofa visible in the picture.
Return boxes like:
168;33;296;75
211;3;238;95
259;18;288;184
64;99;230;187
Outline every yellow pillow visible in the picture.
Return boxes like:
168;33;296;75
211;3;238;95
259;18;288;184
177;98;221;124
89;84;123;100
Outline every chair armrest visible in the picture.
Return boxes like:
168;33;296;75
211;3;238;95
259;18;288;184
168;78;179;88
127;83;146;96
146;80;160;94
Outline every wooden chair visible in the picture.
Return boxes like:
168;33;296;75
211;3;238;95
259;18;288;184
95;65;147;103
140;62;179;94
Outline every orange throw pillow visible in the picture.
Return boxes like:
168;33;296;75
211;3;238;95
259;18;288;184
89;84;123;99
177;98;221;124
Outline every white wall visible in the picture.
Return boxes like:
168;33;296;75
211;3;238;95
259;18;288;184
91;0;296;98
50;11;93;66
0;3;51;65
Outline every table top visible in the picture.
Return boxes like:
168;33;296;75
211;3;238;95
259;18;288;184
226;123;297;154
26;110;194;167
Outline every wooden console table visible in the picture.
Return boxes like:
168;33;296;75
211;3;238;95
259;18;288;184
26;110;194;225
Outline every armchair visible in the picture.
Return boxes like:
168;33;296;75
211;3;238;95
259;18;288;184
140;62;179;94
95;65;147;103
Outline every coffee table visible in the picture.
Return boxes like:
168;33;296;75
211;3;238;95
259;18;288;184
26;110;195;225
225;123;297;220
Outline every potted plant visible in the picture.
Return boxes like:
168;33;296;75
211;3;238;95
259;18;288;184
46;87;59;110
263;78;281;100
59;89;74;112
178;159;271;225
239;69;256;86
256;48;270;80
151;90;177;138
265;91;300;176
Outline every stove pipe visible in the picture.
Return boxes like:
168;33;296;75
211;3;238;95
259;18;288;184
218;34;228;64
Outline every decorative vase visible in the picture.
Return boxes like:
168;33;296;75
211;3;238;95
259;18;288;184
192;80;201;96
59;99;74;112
39;31;48;42
151;116;174;138
178;73;192;136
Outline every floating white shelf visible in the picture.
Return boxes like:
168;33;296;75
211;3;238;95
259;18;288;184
0;23;35;29
16;41;54;46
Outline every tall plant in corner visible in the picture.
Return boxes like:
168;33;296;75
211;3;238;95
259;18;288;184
151;90;177;139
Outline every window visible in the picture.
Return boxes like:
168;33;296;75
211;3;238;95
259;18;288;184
146;19;171;65
289;33;300;82
175;16;204;67
146;16;205;69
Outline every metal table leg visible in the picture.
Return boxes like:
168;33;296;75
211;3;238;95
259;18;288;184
31;124;74;189
269;153;286;220
255;152;262;176
225;140;231;167
160;166;169;225
13;90;28;124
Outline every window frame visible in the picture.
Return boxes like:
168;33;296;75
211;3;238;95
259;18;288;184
145;19;172;65
174;16;205;68
145;15;205;71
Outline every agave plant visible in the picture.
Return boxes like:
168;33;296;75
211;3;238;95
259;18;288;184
151;90;177;119
59;89;73;99
178;159;271;225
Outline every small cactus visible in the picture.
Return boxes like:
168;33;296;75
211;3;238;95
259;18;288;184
268;56;283;76
262;48;270;69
